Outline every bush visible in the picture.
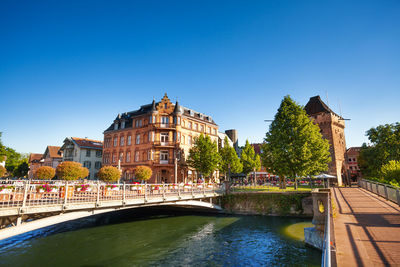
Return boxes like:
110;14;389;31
80;167;89;179
98;166;121;182
381;160;400;184
35;166;56;179
56;161;84;180
0;165;6;177
135;166;152;181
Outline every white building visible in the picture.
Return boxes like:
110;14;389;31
59;137;103;179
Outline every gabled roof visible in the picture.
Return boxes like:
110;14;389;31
29;153;43;163
44;146;62;159
71;137;103;149
347;147;361;154
305;95;340;117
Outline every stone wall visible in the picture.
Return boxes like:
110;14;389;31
220;192;313;216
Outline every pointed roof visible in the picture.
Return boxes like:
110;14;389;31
43;146;62;159
173;100;182;115
304;95;340;117
150;99;157;113
29;153;43;163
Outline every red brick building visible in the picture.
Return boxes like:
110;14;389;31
102;94;219;183
346;147;361;181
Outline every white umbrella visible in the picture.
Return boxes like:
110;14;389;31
314;173;336;179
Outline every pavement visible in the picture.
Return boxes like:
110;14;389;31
333;187;400;267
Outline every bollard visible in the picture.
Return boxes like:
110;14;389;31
122;182;126;205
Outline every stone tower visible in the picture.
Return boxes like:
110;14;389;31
305;96;346;186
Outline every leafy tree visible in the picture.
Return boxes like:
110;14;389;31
0;132;28;175
219;137;243;179
13;159;29;177
135;166;152;182
35;166;56;180
380;160;400;186
0;165;6;177
98;166;121;182
261;95;331;189
80;167;89;179
187;134;221;180
241;140;261;184
359;123;400;178
56;161;84;180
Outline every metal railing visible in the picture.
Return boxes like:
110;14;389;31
0;181;221;209
359;179;400;206
322;192;331;267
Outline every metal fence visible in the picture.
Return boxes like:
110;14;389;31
322;192;331;267
359;179;400;206
0;181;221;209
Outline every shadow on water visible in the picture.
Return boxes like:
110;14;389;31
0;208;321;267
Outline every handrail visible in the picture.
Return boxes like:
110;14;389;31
321;192;331;267
359;179;400;206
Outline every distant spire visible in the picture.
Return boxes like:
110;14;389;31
173;100;182;115
150;98;158;113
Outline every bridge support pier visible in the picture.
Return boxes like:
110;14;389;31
305;189;329;250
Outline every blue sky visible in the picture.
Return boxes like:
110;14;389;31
1;0;399;154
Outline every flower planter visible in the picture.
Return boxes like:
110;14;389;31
0;194;11;201
12;193;24;201
28;192;43;200
60;186;74;198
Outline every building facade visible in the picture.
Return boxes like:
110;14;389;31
305;96;347;186
59;137;103;179
28;153;43;179
42;146;63;169
102;94;220;183
346;147;361;181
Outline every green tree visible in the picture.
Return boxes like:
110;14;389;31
219;137;243;179
98;166;121;182
13;159;29;178
261;95;331;189
187;134;221;181
135;166;153;182
241;140;261;184
56;161;84;180
380;160;400;186
35;166;56;180
359;123;400;178
0;132;28;175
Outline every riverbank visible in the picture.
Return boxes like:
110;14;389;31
220;192;313;217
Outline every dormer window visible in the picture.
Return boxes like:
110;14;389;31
114;123;118;130
164;103;168;109
121;121;125;129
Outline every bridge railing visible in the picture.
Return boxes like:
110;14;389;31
359;179;400;205
321;191;332;267
0;181;221;209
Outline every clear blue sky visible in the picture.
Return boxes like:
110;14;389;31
1;0;399;154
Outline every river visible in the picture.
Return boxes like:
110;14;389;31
0;208;321;266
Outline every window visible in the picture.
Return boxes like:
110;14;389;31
182;135;185;145
173;132;176;142
126;152;131;162
164;103;167;109
127;135;131;145
160;150;168;160
188;136;192;145
194;123;198;131
96;150;102;157
120;136;125;146
112;154;117;163
348;158;352;162
135;151;139;162
161;132;169;143
149;115;153;123
177;132;181;142
114;123;118;130
148;150;151;160
135;119;143;128
161;116;169;124
149;131;154;142
136;135;140;144
121;121;125;129
200;125;204;132
84;161;91;168
188;122;192;129
177;117;181;125
95;161;101;169
207;127;211;134
213;128;217;135
113;137;118;147
86;149;91;157
119;152;124;162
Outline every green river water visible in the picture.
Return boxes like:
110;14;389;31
0;208;321;266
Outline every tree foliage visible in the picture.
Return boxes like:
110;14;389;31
261;95;331;188
56;161;84;180
80;167;89;179
380;160;400;186
0;132;28;176
187;134;221;178
135;166;152;181
219;137;243;175
35;166;56;180
98;166;121;182
0;165;6;177
241;140;261;175
13;159;29;177
359;123;400;178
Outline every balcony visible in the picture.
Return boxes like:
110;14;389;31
152;123;177;129
153;157;174;165
153;141;177;147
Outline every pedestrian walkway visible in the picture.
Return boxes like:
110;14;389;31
333;187;400;267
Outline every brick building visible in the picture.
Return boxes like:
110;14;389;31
28;153;43;179
305;96;347;186
102;94;219;183
346;147;361;181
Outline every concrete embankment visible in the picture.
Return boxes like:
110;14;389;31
220;192;313;217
